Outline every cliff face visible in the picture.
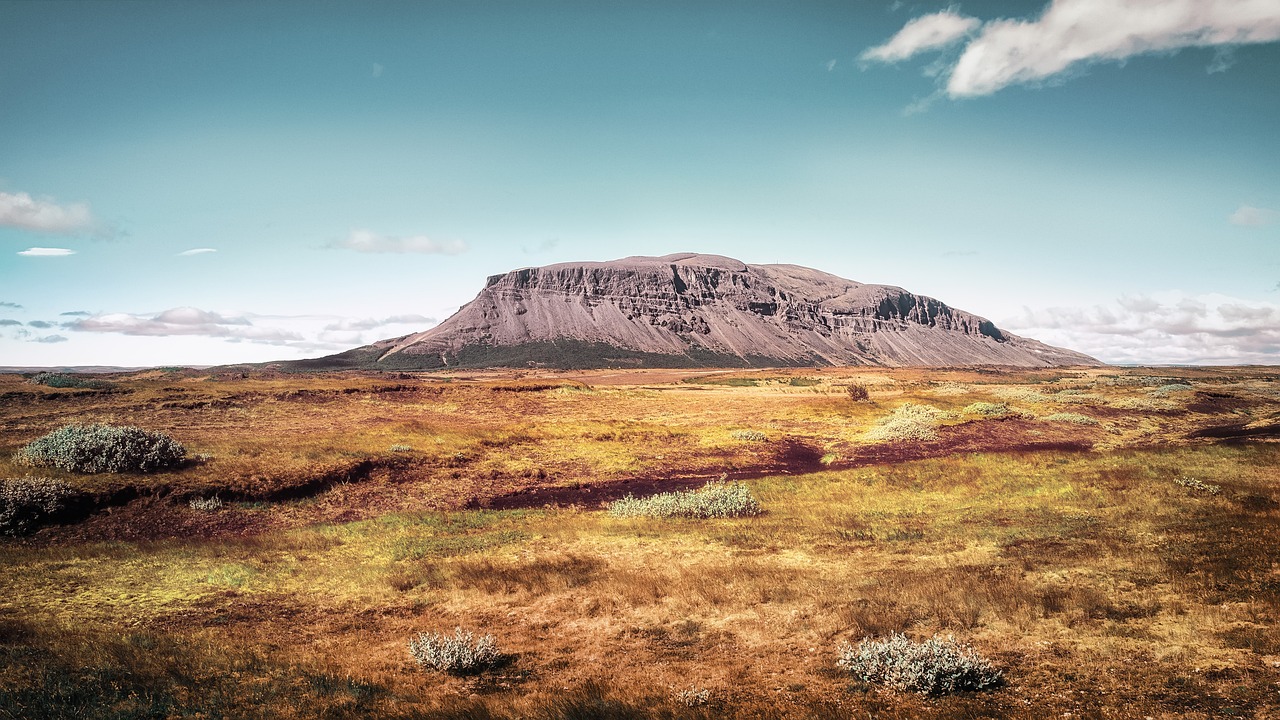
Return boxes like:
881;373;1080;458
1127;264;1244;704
319;253;1099;369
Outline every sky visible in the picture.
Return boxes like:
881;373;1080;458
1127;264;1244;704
1;0;1278;367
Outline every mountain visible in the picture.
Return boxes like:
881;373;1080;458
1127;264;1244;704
294;253;1100;370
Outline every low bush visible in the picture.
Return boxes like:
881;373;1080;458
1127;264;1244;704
1038;413;1099;426
1175;476;1221;495
845;383;871;401
1150;383;1193;397
963;402;1011;418
408;627;500;675
608;480;761;519
389;444;413;453
730;429;767;442
836;633;1003;695
188;495;223;511
15;424;186;473
864;403;952;443
0;476;75;536
27;372;112;390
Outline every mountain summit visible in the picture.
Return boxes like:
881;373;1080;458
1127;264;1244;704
301;253;1099;369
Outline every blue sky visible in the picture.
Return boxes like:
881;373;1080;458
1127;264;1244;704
2;0;1278;366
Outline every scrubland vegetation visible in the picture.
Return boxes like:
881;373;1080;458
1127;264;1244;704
1;365;1278;718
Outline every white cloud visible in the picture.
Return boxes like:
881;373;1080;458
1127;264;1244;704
1229;204;1279;227
826;59;838;71
322;314;433;332
330;229;467;255
861;9;981;63
69;307;302;345
0;191;95;234
17;247;76;257
1004;291;1280;364
177;248;217;256
32;335;68;344
60;307;437;357
863;0;1280;98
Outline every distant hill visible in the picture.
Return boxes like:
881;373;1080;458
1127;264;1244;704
0;366;157;374
291;253;1101;370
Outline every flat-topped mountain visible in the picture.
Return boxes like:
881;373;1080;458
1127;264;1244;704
298;253;1100;369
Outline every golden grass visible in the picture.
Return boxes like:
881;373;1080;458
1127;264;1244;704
1;366;1279;717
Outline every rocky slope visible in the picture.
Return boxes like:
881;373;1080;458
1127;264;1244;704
299;253;1100;369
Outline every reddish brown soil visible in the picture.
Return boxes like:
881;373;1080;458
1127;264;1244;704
484;419;1094;511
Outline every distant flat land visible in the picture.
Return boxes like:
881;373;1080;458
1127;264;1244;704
1;365;1278;718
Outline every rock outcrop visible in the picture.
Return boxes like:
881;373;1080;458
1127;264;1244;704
301;253;1100;369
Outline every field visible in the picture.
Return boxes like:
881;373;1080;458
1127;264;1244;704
2;365;1279;718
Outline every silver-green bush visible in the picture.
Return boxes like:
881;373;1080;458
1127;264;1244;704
408;627;500;674
15;424;186;473
836;633;1002;695
0;476;75;536
188;495;224;511
729;429;767;442
963;402;1011;418
608;480;761;519
1175;476;1221;495
864;403;953;442
27;372;112;390
1038;412;1099;426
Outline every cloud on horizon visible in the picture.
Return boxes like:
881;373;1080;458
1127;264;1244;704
32;335;68;344
321;314;433;332
60;307;438;356
177;248;217;256
69;307;302;345
330;229;467;255
0;302;21;309
863;0;1280;98
0;191;96;235
1230;204;1279;227
1004;291;1280;364
17;247;76;257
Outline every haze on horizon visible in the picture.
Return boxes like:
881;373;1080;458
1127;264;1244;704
2;0;1278;368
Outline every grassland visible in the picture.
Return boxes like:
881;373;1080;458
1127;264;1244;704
1;365;1278;718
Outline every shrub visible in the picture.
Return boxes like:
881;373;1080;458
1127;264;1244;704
1150;383;1193;397
675;687;711;707
845;383;871;402
27;372;112;390
0;476;75;536
389;444;413;452
963;402;1010;418
836;633;1003;695
15;424;186;473
1038;413;1098;426
188;495;223;511
408;627;500;674
864;403;952;443
608;480;761;519
729;429;767;442
1175;476;1221;495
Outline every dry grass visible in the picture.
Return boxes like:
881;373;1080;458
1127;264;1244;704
1;366;1278;718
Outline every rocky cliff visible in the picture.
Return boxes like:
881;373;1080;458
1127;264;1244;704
301;253;1099;369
